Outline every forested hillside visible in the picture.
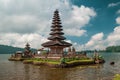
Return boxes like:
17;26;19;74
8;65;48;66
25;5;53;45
106;46;120;52
0;45;24;54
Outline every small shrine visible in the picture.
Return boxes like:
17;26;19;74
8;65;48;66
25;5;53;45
23;43;32;58
14;51;23;58
42;10;72;58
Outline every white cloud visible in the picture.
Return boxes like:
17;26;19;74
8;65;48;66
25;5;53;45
0;15;41;33
106;26;120;46
0;0;96;36
74;26;120;50
65;28;86;37
0;0;10;7
0;33;48;48
0;0;62;48
64;0;70;7
105;17;120;46
108;2;120;7
108;17;120;46
75;26;120;50
69;32;105;51
84;32;105;50
63;5;96;36
71;5;96;27
0;0;97;48
116;17;120;24
74;15;120;50
1;0;120;51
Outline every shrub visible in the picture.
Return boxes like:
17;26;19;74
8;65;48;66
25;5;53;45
60;58;66;64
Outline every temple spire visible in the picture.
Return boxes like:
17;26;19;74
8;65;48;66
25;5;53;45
25;43;30;51
42;10;72;56
48;9;65;41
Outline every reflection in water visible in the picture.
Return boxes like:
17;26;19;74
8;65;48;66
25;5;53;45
65;65;103;80
44;68;68;80
0;53;120;80
30;66;69;80
24;64;30;80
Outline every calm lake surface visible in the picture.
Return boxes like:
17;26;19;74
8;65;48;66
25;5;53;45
0;53;120;80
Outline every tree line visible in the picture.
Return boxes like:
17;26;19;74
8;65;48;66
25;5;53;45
106;46;120;52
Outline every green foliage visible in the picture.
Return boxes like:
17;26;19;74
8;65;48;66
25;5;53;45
98;55;103;59
93;55;104;60
60;58;66;64
114;74;120;80
106;46;120;52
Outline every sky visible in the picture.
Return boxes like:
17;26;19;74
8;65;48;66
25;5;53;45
0;0;120;51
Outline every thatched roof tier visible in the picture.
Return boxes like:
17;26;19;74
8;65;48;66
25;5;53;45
51;25;62;28
51;28;63;31
42;40;72;47
48;35;66;40
52;21;61;24
49;31;64;35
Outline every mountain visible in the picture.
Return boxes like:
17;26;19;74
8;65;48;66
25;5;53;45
106;46;120;52
0;45;24;54
0;45;36;54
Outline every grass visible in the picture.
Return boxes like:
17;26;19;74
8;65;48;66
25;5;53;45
28;58;60;65
32;60;60;65
47;61;60;64
24;57;94;65
114;74;120;80
64;57;91;62
66;59;94;64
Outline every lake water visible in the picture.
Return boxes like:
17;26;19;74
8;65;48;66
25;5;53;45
0;53;120;80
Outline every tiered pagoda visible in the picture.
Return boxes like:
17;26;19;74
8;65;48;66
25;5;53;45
42;10;72;57
24;43;32;58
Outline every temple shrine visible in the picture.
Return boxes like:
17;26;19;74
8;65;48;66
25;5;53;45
8;9;105;67
42;10;72;58
23;43;32;58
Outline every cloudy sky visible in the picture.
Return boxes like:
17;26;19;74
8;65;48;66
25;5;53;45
0;0;120;51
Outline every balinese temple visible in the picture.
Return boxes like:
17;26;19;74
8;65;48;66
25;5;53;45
42;10;72;57
24;43;32;58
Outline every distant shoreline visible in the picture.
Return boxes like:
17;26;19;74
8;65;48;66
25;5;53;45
1;44;120;54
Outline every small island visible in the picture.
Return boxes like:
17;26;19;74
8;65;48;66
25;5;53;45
8;10;105;68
